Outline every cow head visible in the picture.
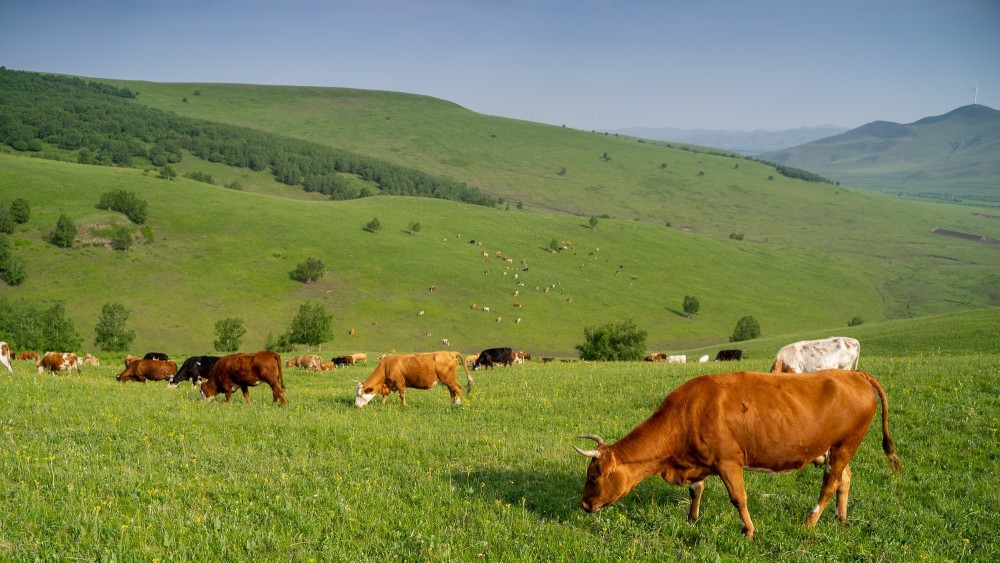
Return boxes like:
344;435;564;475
200;379;218;402
355;381;377;407
574;434;638;512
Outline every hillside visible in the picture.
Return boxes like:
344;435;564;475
761;105;1000;205
1;72;998;354
609;125;848;155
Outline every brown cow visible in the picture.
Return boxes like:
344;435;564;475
83;353;101;366
285;354;322;370
116;359;178;383
37;352;82;374
574;370;902;539
310;360;336;372
355;351;473;407
124;355;141;367
17;350;39;361
644;353;667;362
350;352;368;364
201;351;286;405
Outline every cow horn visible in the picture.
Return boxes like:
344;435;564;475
573;434;605;458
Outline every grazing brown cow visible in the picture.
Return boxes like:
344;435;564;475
355;351;473;407
116;359;178;383
0;342;11;374
286;354;322;370
310;360;336;372
201;351;286;405
37;352;82;374
644;353;667;362
574;370;902;539
17;350;39;361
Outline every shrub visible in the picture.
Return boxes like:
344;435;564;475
93;302;136;352
214;317;246;352
111;226;133;251
848;316;864;327
99;189;148;224
49;214;77;248
682;295;700;315
0;205;13;234
407;221;422;235
729;315;761;342
2;258;25;286
363;217;382;233
576;319;647;361
729;233;744;241
290;257;325;283
10;198;30;224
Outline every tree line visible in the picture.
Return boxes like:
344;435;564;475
0;67;498;207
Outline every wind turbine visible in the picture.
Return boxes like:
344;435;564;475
973;81;979;104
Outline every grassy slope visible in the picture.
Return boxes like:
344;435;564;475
2;79;998;354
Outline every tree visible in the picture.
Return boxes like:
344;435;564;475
290;257;325;283
99;189;148;224
0;205;13;234
41;302;82;351
93;302;135;352
111;226;133;251
576;319;647;361
588;216;599;229
10;198;30;224
729;315;761;343
49;214;77;248
2;258;25;286
264;330;294;353
548;238;561;252
214;317;246;352
364;217;382;233
287;301;333;350
682;295;700;316
159;165;177;180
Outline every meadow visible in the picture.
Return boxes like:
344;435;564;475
1;321;997;561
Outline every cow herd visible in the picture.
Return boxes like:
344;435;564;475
1;335;897;538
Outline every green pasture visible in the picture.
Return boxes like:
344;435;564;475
0;346;996;561
2;154;998;356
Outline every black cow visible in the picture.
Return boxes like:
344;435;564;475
714;349;743;361
169;355;221;387
472;347;513;370
332;356;354;367
143;352;170;361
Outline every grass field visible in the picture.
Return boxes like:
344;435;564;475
1;315;997;561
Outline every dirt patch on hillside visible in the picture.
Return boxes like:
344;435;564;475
931;228;999;244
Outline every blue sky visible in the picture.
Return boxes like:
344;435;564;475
2;0;997;130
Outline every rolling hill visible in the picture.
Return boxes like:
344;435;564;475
761;104;1000;205
1;71;999;355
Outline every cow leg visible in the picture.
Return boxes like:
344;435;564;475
270;382;286;406
804;447;855;528
835;464;852;523
687;480;705;521
446;381;462;404
241;386;252;403
717;464;755;539
398;387;407;407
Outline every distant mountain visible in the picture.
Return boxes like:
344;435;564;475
609;125;848;155
760;105;1000;205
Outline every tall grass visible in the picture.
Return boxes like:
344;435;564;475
1;341;996;560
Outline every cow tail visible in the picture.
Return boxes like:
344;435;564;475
277;360;286;390
863;371;902;473
454;352;473;394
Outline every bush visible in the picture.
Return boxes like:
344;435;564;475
0;205;13;234
214;317;246;352
364;217;382;233
111;226;133;251
407;221;422;235
729;233;744;241
49;214;77;248
264;331;294;353
10;198;30;224
290;257;325;283
98;189;148;224
729;315;761;342
682;295;700;315
848;316;864;327
93;302;136;352
2;258;25;286
576;319;647;361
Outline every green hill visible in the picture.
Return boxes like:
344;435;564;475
761;105;1000;205
1;71;999;355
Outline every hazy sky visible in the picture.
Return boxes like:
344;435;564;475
2;0;997;131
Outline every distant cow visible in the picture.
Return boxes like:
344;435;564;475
472;347;513;370
714;349;743;362
125;355;141;367
698;354;710;363
170;355;221;387
574;370;902;538
0;342;11;374
666;355;686;364
116;359;178;383
771;337;860;374
332;355;355;367
16;350;39;362
143;352;169;361
350;352;368;364
310;360;336;372
201;351;286;405
464;354;479;367
287;354;322;370
83;353;101;366
644;353;667;362
355;351;473;407
37;352;81;374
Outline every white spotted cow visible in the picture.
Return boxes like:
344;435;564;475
771;337;861;373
